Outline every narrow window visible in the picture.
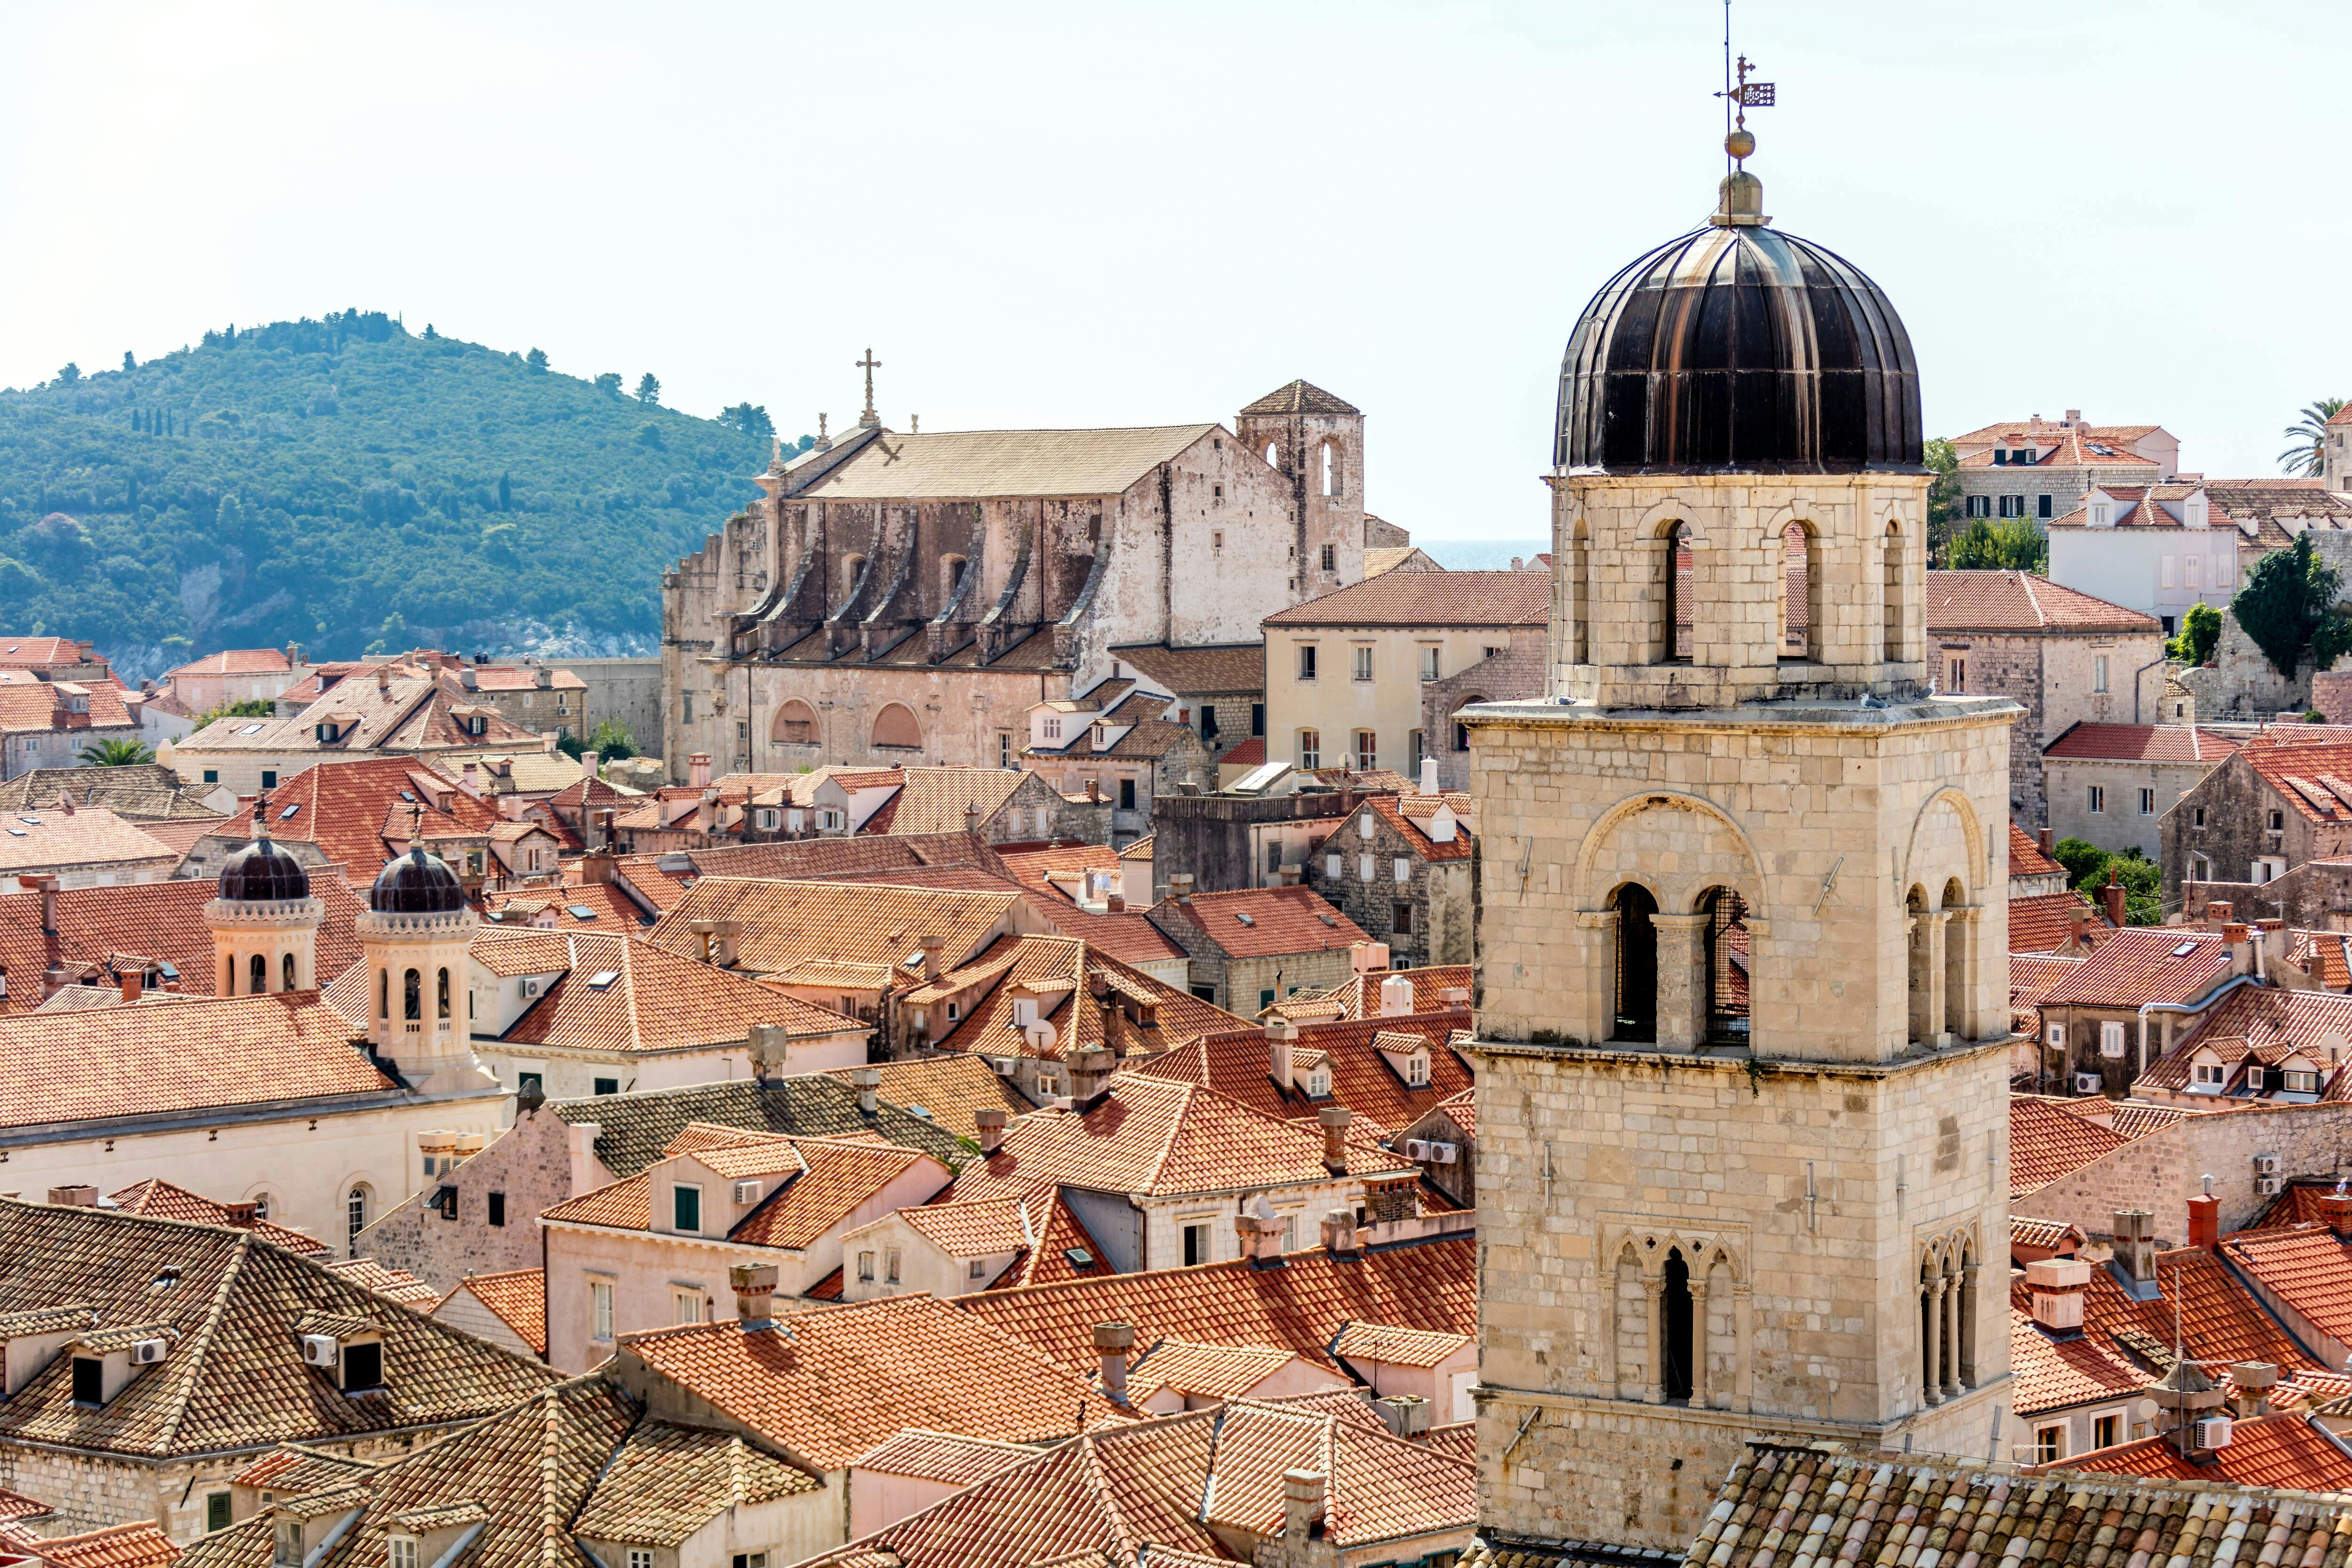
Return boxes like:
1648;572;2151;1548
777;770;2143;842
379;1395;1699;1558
391;1540;418;1568
1661;1250;1693;1401
1298;645;1317;680
858;1251;876;1281
1701;887;1749;1041
591;1281;613;1341
1320;440;1335;497
403;969;421;1020
886;1249;902;1284
673;1184;701;1233
1883;521;1908;662
1352;645;1373;681
1118;778;1136;810
1781;522;1815;660
675;1289;702;1325
1320;541;1336;573
347;1187;368;1247
1393;900;1414;934
1611;883;1659;1042
250;953;267;995
1663;522;1694;661
72;1356;103;1406
2034;1425;2064;1464
1264;441;1279;468
2094;1413;2121;1449
2089;786;2105;813
2139;788;2155;815
1355;731;1377;770
487;1192;506;1226
378;969;389;1019
2093;656;2109;693
261;770;277;790
1420;647;1440;681
2038;494;2053;519
1251;702;1264;737
283;953;297;991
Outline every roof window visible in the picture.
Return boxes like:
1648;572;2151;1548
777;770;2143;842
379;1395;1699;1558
279;804;300;820
237;723;266;735
2172;942;2198;957
1234;912;1255;926
565;905;597;921
587;971;620;990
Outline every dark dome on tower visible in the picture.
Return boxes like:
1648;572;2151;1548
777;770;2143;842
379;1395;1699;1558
218;836;310;902
1556;179;1922;474
370;844;465;914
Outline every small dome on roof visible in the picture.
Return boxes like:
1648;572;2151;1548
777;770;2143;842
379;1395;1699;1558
219;836;310;902
370;844;465;915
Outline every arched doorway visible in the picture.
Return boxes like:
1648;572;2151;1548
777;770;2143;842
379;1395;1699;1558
1613;884;1659;1042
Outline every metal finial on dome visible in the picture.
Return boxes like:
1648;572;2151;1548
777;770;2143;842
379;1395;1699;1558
252;790;272;840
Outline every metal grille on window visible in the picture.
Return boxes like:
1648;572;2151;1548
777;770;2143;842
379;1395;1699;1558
1703;888;1750;1042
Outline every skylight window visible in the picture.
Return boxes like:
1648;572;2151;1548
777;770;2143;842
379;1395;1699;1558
16;816;38;826
2172;942;2199;957
1234;912;1255;926
399;791;414;803
236;723;266;735
7;829;25;838
279;804;300;820
587;971;621;989
566;905;598;921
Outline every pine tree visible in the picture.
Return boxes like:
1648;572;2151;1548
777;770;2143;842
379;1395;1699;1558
121;350;135;372
525;349;548;375
636;373;661;405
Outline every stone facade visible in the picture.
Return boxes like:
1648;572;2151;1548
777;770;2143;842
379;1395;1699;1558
358;1101;593;1291
2175;610;2320;720
0;1429;435;1544
1421;631;1547;793
1305;805;1472;970
2043;749;2217;862
2162;745;2352;904
1265;610;1540;785
1926;624;2164;826
2013;1097;2352;1242
1149;791;1375;896
555;656;663;753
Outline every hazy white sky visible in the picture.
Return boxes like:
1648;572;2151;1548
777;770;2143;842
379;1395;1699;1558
2;1;2343;543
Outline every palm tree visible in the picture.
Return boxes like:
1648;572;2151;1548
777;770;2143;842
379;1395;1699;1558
2279;397;2347;477
79;738;154;767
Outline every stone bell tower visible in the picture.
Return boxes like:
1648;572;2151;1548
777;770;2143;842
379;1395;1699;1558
1463;122;2020;1552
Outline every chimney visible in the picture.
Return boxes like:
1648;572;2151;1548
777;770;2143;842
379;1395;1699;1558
1362;1171;1418;1227
2225;923;2254;978
746;1023;790;1082
2324;1187;2352;1239
219;1202;259;1229
1320;1208;1359;1256
1266;1014;1297;1090
580;750;600;785
852;1067;880;1116
918;934;943;982
1094;1321;1135;1400
975;1106;1008;1155
1066;1047;1116;1109
1281;1471;1327;1540
2189;1177;2220;1253
534;666;552;690
1169;873;1194;904
565;1121;604;1199
1105;892;1125;913
2024;1257;2091;1334
689;918;741;968
730;1262;779;1328
119;964;143;1004
516;1076;545;1117
375;665;390;692
1419;758;1438;795
1086;778;1099;803
2232;1361;2279;1420
2113;1209;2159;1291
2206;900;2235;930
45;1185;98;1207
1379;972;1414;1017
2101;870;2126;929
1318;1105;1351;1174
2037;826;2054;858
2066;408;2082;426
1375;1393;1431;1438
2258;918;2287;975
27;875;57;936
1235;1202;1286;1267
964;801;982;835
461;668;479;692
460;762;481;798
690;753;712;788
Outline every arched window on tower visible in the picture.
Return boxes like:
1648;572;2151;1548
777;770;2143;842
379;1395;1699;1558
404;968;421;1022
1905;885;1931;1045
1454;698;1487;754
249;953;266;995
378;968;389;1020
1264;441;1279;469
1611;883;1659;1042
437;967;451;1019
223;955;235;997
347;1186;370;1254
1781;522;1819;661
1883;520;1909;663
1661;522;1694;663
1942;876;1968;1041
1320;441;1336;498
1700;887;1749;1043
1661;1249;1695;1402
283;953;297;992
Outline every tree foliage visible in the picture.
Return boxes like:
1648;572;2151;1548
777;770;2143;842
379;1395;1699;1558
2169;601;2222;665
1945;516;2048;573
2052;837;2161;924
636;374;660;406
2232;531;2352;679
0;310;772;677
593;373;623;398
719;402;774;439
2279;398;2346;478
1923;437;1963;561
79;737;154;766
192;697;280;727
556;716;638;760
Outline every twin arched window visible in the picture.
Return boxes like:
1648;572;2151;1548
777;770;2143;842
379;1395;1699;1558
403;968;421;1022
1646;517;1906;666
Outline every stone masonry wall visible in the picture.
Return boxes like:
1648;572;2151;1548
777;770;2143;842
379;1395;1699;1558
358;1105;577;1293
2013;1098;2352;1243
1421;632;1546;794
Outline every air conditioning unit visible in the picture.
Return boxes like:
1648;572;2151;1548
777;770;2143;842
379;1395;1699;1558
1426;1141;1459;1165
299;1334;339;1368
130;1338;169;1366
520;979;541;998
2255;1154;2281;1175
991;1058;1015;1077
2256;1176;2282;1195
733;1180;763;1205
1404;1139;1430;1162
2073;1073;2104;1095
2194;1415;2233;1449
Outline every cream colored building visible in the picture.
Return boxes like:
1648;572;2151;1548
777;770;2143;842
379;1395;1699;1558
1465;145;2018;1553
1262;571;1549;779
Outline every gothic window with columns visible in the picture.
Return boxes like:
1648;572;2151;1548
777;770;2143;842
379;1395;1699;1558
1918;1229;1980;1407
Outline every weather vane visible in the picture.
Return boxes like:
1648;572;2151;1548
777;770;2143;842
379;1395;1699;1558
1714;1;1775;169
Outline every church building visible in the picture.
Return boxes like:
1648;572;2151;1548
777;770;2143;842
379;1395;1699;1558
1464;126;2021;1551
661;375;1371;779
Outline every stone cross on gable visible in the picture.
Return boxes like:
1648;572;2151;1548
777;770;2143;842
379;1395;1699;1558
855;349;882;428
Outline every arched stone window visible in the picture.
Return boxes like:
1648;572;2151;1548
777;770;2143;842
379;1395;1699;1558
1566;524;1591;664
772;700;817;744
437;966;451;1019
1701;887;1749;1042
1780;522;1818;661
1263;441;1279;469
1611;883;1659;1042
842;554;866;600
1883;519;1908;662
1320;440;1336;498
378;968;389;1020
403;967;421;1022
1454;699;1487;754
1905;884;1932;1044
1919;1231;1979;1407
1661;1248;1695;1401
1661;522;1694;663
283;952;297;992
347;1186;371;1252
872;702;922;750
249;953;266;995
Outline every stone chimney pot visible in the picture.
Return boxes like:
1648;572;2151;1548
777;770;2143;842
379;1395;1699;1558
851;1067;881;1116
1094;1321;1135;1398
975;1106;1008;1155
1317;1105;1351;1174
729;1262;779;1326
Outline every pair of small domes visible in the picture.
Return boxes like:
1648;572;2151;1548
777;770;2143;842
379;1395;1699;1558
218;833;463;913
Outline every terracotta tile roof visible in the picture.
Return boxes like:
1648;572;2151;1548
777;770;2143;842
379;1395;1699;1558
2238;740;2352;824
1107;643;1263;696
736;1140;938;1248
105;1180;329;1257
0;991;395;1135
1128;1011;1472;1131
1241;380;1360;416
1688;1442;2352;1568
0;765;228;821
1151;886;1370;961
848;1429;1036;1486
16;1523;181;1568
0;1199;553;1459
0;1487;52;1526
2038;927;2231;1010
194;756;510;881
0;876;368;1017
472;929;863;1058
2289;929;2352;990
1361;795;1471;862
2009;1096;2132;1197
0;683;135;738
644;877;1017;987
568;1411;817;1544
2007;1309;2148;1417
922;934;1248;1063
2010;823;2066;878
1422;1421;1476;1464
2223;1226;2352;1350
2254;1180;2352;1230
480;880;653;931
2009;894;2096;956
2012;956;2086;1031
549;1076;968;1180
1957;425;2160;470
181;662;545;757
2049;1410;2352;1488
790;424;1221;503
1194;1399;1472;1547
1329;1321;1470;1370
1217;736;1265;767
168;648;293;678
436;1267;546;1357
959;1234;1474;1376
319;1257;442;1308
2010;1216;2087;1254
1264;571;1548;629
823;1054;1029;1144
856;769;1034;837
2098;1101;2189;1139
0;807;179;876
944;1076;1412;1205
980;856;1192;969
620;1294;1121;1471
1925;571;2160;634
2030;1244;2325;1377
0;638;102;669
2042;723;2240;763
457;665;587;692
2136;986;2352;1096
1274;967;1475;1022
1127;1338;1316;1398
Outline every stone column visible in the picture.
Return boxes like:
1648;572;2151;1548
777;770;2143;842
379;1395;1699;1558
1690;1276;1711;1409
1905;915;1930;1045
1575;910;1617;1046
1950;1265;1973;1394
1732;1284;1754;1413
1923;911;1952;1048
1924;1276;1947;1405
1642;1275;1666;1404
1651;912;1711;1051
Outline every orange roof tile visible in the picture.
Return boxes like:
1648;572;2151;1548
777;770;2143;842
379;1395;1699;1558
201;756;510;881
619;1295;1121;1472
1151;886;1370;961
1264;571;1549;629
1127;1338;1320;1398
2038;927;2231;1010
2010;823;2066;878
106;1179;329;1257
470;929;864;1057
16;1522;181;1568
848;1429;1036;1486
2009;1216;2087;1255
545;1137;938;1252
2026;1244;2325;1377
2048;1410;2352;1489
2009;894;2097;956
437;1268;546;1357
2043;724;2240;763
1329;1321;1470;1369
2009;1096;2131;1197
1925;571;2159;634
644;877;1018;987
822;1054;1028;1144
2007;1309;2147;1417
1128;1011;1472;1132
922;934;1247;1063
2224;1226;2352;1350
320;1256;441;1308
0;807;179;876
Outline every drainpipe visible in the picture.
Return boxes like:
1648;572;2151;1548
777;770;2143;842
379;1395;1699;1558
2137;973;2269;1080
2132;655;2168;724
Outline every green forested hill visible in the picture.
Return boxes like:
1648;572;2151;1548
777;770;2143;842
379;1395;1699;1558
0;311;803;678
